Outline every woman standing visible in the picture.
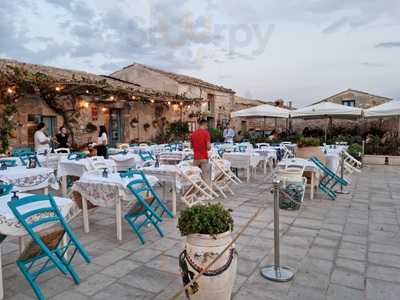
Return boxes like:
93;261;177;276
95;125;108;158
55;126;70;149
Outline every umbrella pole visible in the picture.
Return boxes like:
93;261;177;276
325;119;328;143
263;117;266;138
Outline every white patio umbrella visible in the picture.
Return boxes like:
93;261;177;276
291;102;363;142
364;100;400;117
231;104;291;135
364;100;400;133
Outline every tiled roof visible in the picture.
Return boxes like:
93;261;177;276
115;63;235;94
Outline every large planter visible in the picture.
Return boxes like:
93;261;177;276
296;146;325;162
179;231;237;300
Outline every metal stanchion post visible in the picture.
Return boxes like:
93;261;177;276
260;178;294;282
336;153;350;194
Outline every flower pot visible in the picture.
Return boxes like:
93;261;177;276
179;231;237;300
296;146;325;162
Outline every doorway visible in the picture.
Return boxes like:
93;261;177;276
108;109;122;147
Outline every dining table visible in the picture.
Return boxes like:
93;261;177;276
71;171;158;241
0;166;58;193
222;152;263;182
57;157;116;196
0;192;74;299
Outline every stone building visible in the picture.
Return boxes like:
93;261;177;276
0;59;200;151
292;89;393;134
311;89;391;108
110;63;235;129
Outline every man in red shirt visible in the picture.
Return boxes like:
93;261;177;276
191;119;211;184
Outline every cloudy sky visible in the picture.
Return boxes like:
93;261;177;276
1;0;399;106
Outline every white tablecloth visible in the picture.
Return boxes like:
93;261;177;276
279;158;318;173
71;172;158;208
108;153;137;171
0;166;59;192
223;152;263;169
0;193;73;236
57;157;116;178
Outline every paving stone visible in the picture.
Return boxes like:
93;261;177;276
293;271;330;291
288;285;326;300
366;278;400;300
308;246;336;261
74;273;117;296
331;268;365;290
101;259;140;278
368;252;400;269
127;247;162;263
50;291;89;300
335;258;365;274
327;284;365;300
367;265;400;283
300;257;334;275
237;258;258;276
92;249;131;267
91;283;155;300
118;266;178;293
145;254;180;274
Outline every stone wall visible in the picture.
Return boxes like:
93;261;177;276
321;90;390;109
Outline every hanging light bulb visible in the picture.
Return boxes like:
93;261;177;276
55;86;61;92
167;101;171;105
109;96;115;101
85;90;89;94
179;101;183;106
7;87;13;94
102;107;108;112
150;99;155;103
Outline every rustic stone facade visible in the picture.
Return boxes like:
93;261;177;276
110;63;235;129
313;89;391;109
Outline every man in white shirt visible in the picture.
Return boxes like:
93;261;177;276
223;123;235;143
34;122;51;154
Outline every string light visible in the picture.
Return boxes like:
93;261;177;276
150;99;155;103
7;87;13;94
85;90;89;94
167;101;171;105
55;86;61;92
101;107;108;112
179;101;183;106
131;96;136;100
109;96;115;101
80;101;89;108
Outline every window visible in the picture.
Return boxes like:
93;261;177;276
207;93;215;113
342;100;355;107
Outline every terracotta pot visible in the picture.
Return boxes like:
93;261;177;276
181;231;237;300
296;146;325;162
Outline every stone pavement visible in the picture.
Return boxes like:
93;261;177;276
2;165;400;299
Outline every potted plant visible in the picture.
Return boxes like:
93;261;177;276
296;137;324;161
177;203;237;300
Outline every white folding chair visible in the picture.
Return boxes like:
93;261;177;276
89;157;117;173
343;151;362;173
55;148;70;154
281;143;295;159
178;166;218;207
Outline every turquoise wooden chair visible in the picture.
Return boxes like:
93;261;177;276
238;145;247;152
11;147;33;157
0;159;17;168
67;152;87;160
124;170;173;244
8;194;91;300
0;182;13;196
19;153;41;167
138;150;155;164
309;156;348;200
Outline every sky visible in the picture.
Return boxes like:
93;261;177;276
1;0;399;107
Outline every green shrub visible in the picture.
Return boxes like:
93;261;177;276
297;137;320;147
178;203;234;236
210;128;223;143
347;143;362;159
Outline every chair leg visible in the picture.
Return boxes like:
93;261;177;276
56;251;80;285
125;215;145;244
149;217;164;238
17;262;46;300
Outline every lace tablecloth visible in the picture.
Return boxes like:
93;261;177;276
143;164;202;190
71;172;159;208
0;193;73;236
0;166;59;192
